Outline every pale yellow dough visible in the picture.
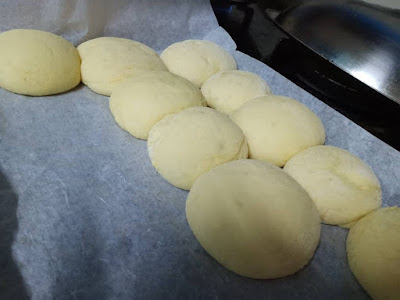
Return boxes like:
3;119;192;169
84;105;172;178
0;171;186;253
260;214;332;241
231;96;326;167
339;220;358;229
284;145;382;225
186;159;321;279
110;71;205;140
147;107;248;190
346;207;400;300
201;70;271;114
77;37;167;96
0;29;81;96
160;40;237;87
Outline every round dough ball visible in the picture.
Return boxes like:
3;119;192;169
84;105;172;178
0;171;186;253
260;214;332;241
346;207;400;300
147;107;248;190
160;40;237;87
284;145;382;225
0;29;81;96
77;37;167;96
231;96;326;167
110;71;205;140
201;70;271;115
186;159;321;279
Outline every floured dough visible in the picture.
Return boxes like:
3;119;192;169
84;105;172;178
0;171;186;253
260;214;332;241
186;159;321;279
147;107;248;190
160;40;236;87
0;29;81;96
284;145;382;225
201;70;271;114
231;96;325;167
110;71;205;140
346;207;400;300
77;37;167;96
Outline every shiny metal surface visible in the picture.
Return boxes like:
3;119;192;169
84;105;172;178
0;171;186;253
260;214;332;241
267;0;400;104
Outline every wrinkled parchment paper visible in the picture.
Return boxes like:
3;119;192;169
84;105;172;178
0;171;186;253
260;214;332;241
0;1;398;299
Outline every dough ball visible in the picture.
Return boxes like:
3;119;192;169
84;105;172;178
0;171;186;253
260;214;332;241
110;71;205;140
284;145;382;225
346;207;400;300
0;29;80;96
186;159;321;279
147;107;248;190
77;37;167;96
160;40;237;87
231;96;326;167
201;70;271;115
339;220;357;229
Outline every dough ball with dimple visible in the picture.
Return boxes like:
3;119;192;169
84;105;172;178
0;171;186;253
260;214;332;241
201;70;271;114
160;40;237;87
186;159;321;279
284;145;382;225
110;71;205;140
231;96;326;167
77;37;167;96
346;207;400;300
147;107;248;190
0;29;81;96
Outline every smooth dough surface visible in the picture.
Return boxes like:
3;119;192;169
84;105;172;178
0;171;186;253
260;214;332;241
231;96;325;167
339;220;358;229
284;145;382;225
347;207;400;300
201;70;271;114
110;71;205;140
186;159;321;279
78;37;167;96
160;40;236;87
0;29;81;96
147;107;248;190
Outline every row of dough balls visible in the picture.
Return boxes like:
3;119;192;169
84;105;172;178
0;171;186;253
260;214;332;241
0;29;398;299
0;29;237;96
96;34;398;300
79;34;400;300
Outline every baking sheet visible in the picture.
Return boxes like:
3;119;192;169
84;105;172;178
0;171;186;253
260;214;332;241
0;1;399;299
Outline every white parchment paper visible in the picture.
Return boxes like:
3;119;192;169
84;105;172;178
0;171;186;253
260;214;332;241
0;1;398;299
0;0;218;48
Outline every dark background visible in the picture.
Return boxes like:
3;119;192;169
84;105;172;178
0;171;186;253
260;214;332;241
211;0;400;150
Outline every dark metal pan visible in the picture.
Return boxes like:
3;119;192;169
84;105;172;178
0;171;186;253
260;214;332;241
265;0;400;104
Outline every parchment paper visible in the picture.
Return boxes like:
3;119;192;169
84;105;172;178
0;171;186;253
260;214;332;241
0;1;399;299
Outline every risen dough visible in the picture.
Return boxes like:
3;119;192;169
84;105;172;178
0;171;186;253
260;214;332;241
147;107;248;190
284;145;382;225
160;40;236;87
201;70;271;114
0;29;80;96
110;71;205;140
186;159;321;279
346;207;400;300
77;37;167;96
231;96;325;167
